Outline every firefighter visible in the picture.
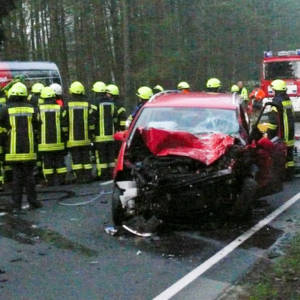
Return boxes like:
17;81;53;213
0;82;42;210
153;85;164;94
237;81;249;109
206;78;222;92
49;83;64;107
91;81;106;103
231;84;239;93
248;85;265;117
38;87;67;186
66;81;96;183
0;88;6;107
93;82;118;179
28;82;44;107
177;81;190;93
264;79;295;179
105;84;126;164
105;84;126;132
126;86;153;128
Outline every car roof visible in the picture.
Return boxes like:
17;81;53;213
144;91;238;110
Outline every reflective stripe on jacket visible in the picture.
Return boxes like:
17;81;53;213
38;103;66;151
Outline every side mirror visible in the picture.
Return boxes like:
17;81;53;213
114;130;128;142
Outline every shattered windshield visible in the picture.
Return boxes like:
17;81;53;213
132;107;239;136
264;61;300;80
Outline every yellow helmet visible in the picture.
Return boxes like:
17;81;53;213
31;82;45;94
206;78;221;89
136;86;153;100
153;85;164;93
271;79;287;91
8;82;28;98
69;81;85;95
106;84;119;96
92;81;106;93
231;84;239;92
40;87;56;99
177;81;190;90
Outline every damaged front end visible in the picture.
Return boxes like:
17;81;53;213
113;128;250;226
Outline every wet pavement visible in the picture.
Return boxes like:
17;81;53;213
0;178;300;299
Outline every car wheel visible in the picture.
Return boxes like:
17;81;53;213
233;177;258;218
112;185;126;226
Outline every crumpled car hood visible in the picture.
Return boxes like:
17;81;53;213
139;128;235;165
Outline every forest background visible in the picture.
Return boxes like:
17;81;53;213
1;0;300;108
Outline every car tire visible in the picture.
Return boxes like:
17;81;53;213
112;185;126;226
233;177;258;218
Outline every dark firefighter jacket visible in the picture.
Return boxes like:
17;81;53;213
28;93;41;108
114;98;126;132
38;99;67;152
0;90;6;107
65;95;96;148
0;100;38;162
93;95;117;143
266;93;295;147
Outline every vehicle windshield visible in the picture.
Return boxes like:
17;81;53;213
131;107;239;137
11;70;61;86
264;61;300;80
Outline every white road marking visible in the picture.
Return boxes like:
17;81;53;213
153;192;300;300
100;180;113;186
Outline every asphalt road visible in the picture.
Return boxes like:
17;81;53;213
0;176;300;300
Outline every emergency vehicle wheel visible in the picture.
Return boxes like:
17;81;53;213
112;185;126;226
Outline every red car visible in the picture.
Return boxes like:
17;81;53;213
113;91;286;233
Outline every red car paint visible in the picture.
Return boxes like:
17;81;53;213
139;128;234;165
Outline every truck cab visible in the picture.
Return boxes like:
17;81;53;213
261;50;300;115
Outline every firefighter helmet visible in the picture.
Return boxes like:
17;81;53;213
231;84;239;92
106;84;119;96
69;81;85;95
153;85;164;93
271;79;287;91
9;82;28;98
31;82;45;94
41;87;56;99
50;83;62;96
177;81;190;90
136;86;153;100
92;81;106;93
206;78;221;89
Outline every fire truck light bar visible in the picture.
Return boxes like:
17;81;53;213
264;49;300;57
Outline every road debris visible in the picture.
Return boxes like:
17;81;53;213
104;226;118;236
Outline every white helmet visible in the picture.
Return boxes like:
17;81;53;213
49;83;62;96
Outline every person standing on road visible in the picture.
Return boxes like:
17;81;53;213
66;81;96;183
206;78;222;93
28;82;44;108
0;82;42;211
49;83;64;107
264;79;295;180
126;86;153;128
37;87;68;186
177;81;190;93
237;81;249;110
93;82;117;180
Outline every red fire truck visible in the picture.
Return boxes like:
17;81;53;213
261;50;300;115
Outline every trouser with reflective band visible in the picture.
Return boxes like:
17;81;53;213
41;151;67;185
94;142;115;179
69;146;92;182
11;163;36;208
0;161;4;185
285;146;295;178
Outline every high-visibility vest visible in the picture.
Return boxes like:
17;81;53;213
66;101;91;147
38;104;66;151
95;101;116;143
3;106;37;162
